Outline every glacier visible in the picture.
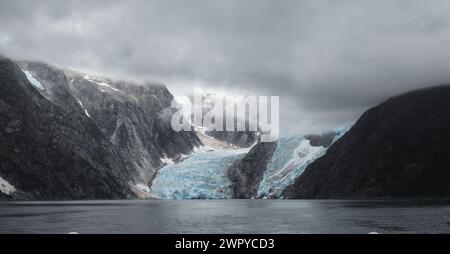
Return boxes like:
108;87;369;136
150;128;349;200
151;148;248;199
257;128;349;199
256;136;327;199
150;136;328;200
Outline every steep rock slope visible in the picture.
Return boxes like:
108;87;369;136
20;61;201;187
228;142;277;198
0;57;135;200
284;86;450;199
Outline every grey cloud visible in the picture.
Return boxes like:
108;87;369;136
2;0;450;134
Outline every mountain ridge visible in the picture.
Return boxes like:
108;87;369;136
284;85;450;199
0;57;135;200
0;57;202;200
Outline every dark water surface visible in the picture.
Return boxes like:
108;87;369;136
1;199;450;234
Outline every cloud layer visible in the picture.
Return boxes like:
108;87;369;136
2;0;450;134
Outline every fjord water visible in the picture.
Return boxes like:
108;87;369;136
1;200;450;234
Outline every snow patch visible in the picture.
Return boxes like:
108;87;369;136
160;156;174;166
77;100;91;118
95;81;121;92
22;70;44;90
0;176;16;195
136;183;151;193
84;75;121;93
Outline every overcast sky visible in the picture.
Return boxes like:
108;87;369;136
2;0;450;134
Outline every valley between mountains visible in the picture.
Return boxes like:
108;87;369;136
2;56;450;201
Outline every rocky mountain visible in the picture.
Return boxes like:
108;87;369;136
7;56;449;201
0;57;202;200
175;91;259;148
19;61;201;189
0;57;135;200
205;131;257;148
284;85;450;199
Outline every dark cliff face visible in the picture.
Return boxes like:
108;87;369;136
228;142;277;198
284;85;450;199
0;58;135;200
